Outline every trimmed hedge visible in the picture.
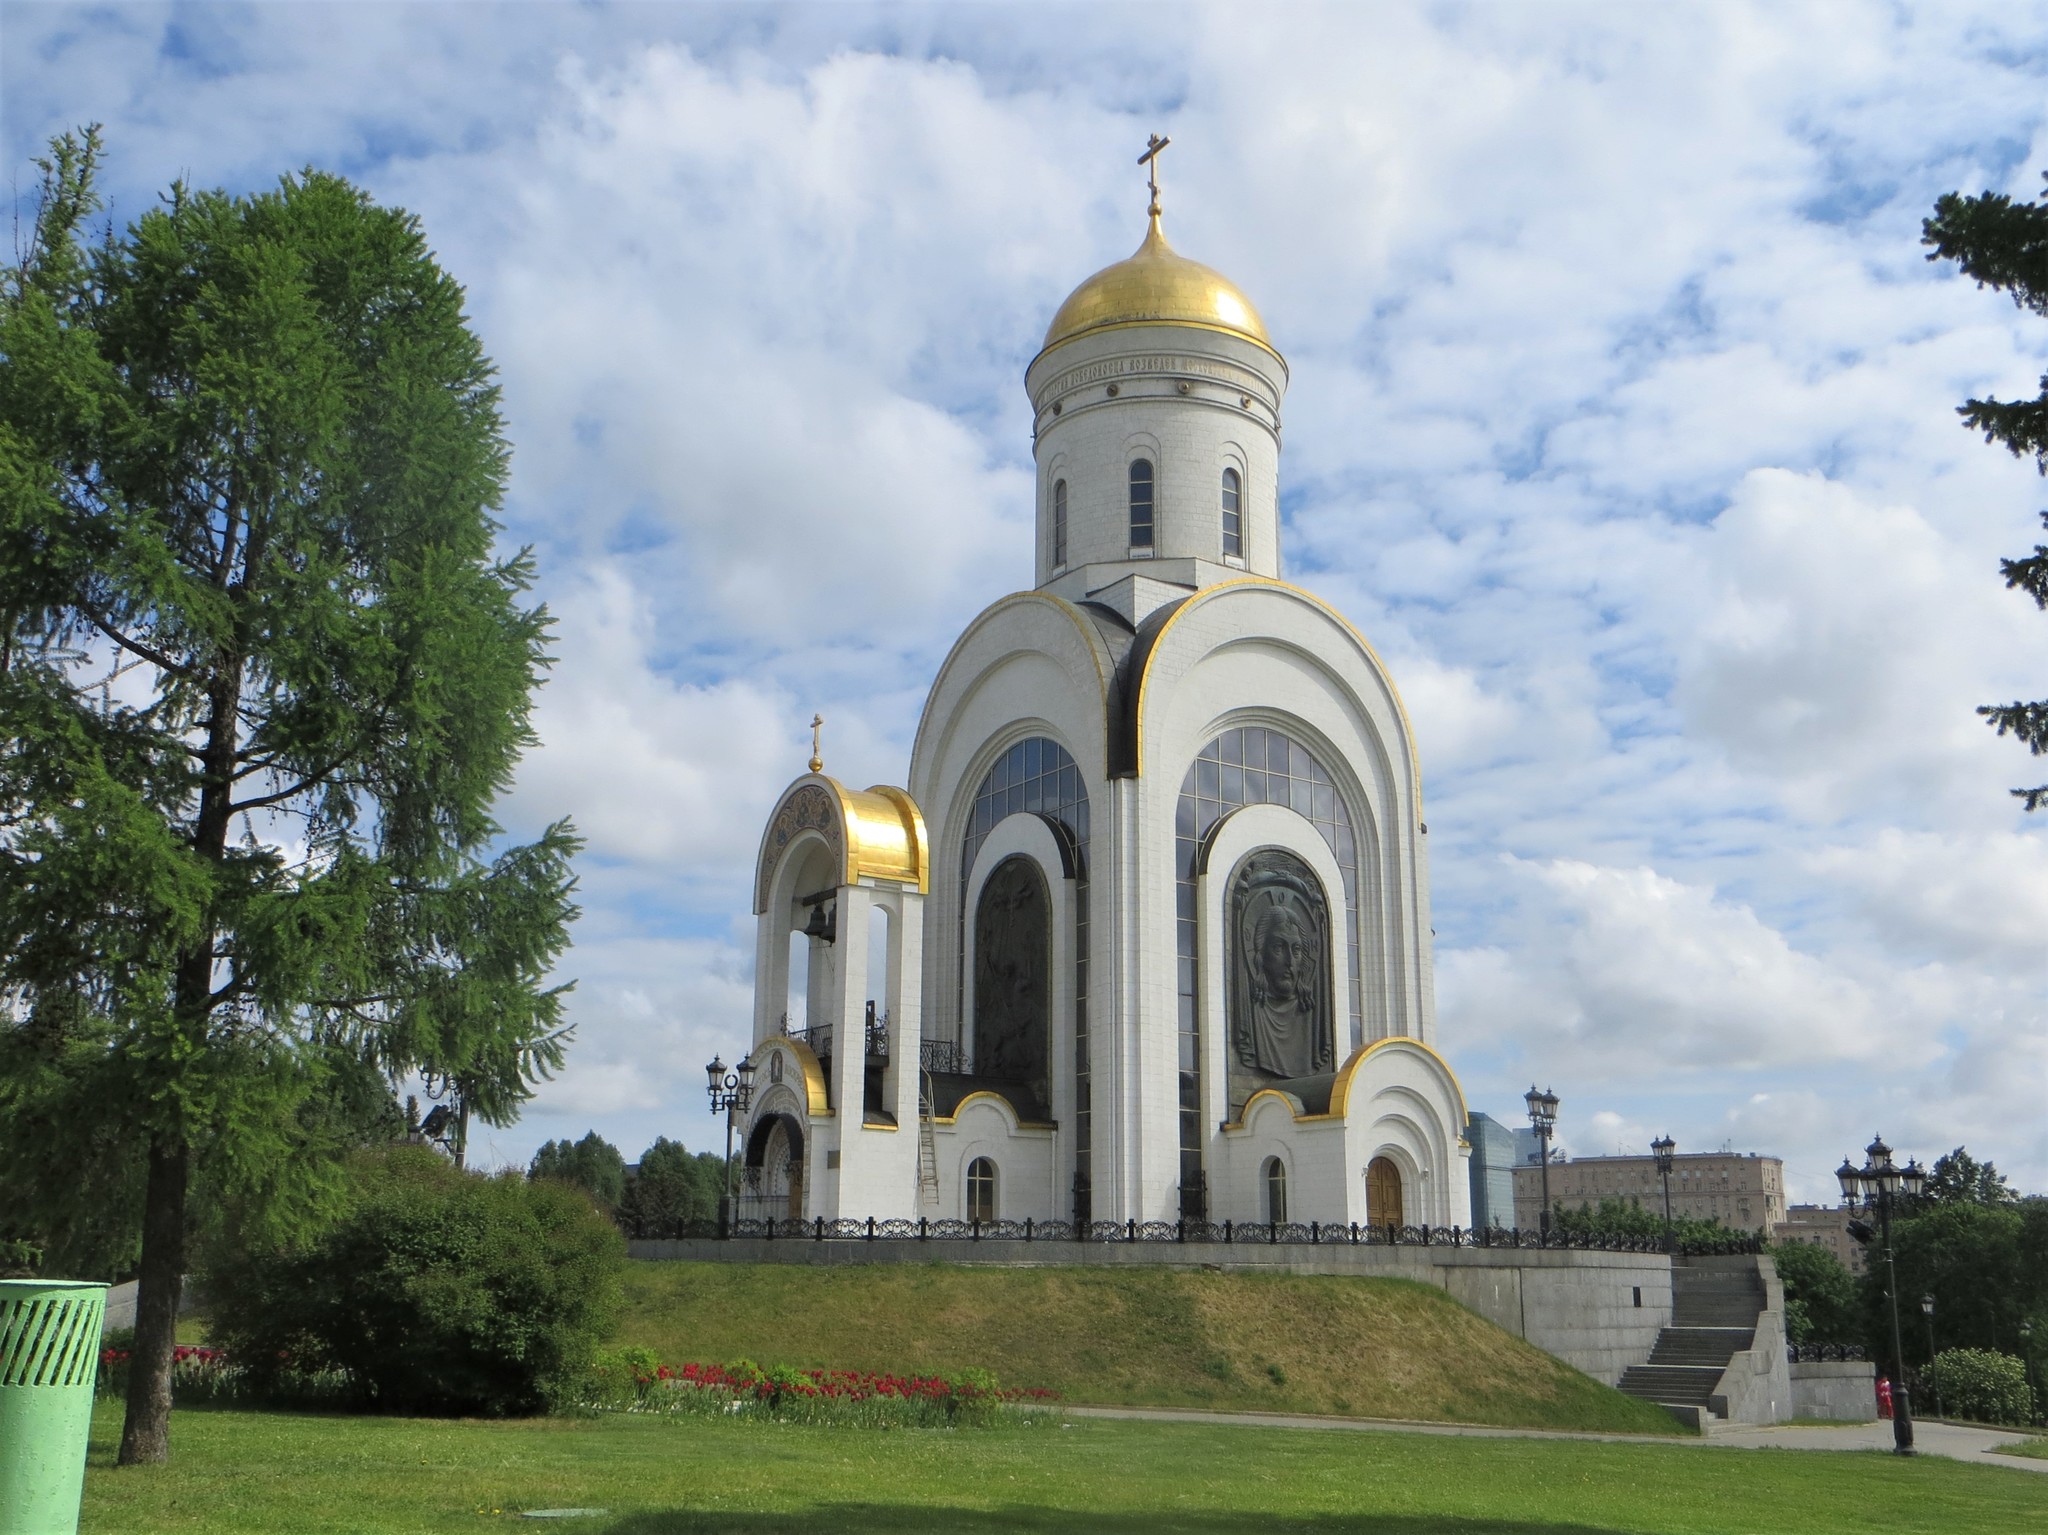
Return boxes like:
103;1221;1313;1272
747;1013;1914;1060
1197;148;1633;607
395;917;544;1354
204;1146;624;1416
1926;1348;2034;1426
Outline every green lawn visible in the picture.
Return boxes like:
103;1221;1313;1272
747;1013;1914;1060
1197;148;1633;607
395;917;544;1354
79;1402;2047;1535
619;1262;1679;1434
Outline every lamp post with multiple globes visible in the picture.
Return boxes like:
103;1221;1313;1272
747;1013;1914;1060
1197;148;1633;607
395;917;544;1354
1524;1085;1560;1243
1651;1135;1678;1252
1837;1135;1926;1455
704;1054;758;1236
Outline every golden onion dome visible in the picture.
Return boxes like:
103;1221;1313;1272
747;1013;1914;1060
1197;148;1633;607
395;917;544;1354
1041;212;1272;355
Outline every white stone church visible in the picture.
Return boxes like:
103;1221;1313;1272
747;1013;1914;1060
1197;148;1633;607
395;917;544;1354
737;171;1471;1234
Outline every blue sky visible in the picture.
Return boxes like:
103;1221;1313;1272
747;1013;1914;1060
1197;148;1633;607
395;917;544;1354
9;1;2048;1202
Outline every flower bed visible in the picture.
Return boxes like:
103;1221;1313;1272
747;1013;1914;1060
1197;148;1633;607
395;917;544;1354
97;1340;350;1406
574;1349;1059;1427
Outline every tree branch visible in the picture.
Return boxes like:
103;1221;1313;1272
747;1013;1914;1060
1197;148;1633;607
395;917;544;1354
76;604;194;680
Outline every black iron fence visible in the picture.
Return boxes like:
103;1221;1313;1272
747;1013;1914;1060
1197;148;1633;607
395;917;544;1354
645;1215;1763;1254
1787;1342;1867;1362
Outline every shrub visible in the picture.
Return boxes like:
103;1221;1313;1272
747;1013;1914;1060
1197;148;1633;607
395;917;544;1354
204;1146;624;1416
1925;1348;2034;1426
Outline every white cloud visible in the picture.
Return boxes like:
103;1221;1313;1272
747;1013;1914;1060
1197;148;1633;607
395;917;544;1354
14;3;2048;1190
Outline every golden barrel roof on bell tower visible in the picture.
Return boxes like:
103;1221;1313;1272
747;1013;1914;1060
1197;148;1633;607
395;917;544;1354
1038;210;1274;358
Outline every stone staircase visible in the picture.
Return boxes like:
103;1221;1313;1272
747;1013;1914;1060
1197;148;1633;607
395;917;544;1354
1618;1263;1766;1430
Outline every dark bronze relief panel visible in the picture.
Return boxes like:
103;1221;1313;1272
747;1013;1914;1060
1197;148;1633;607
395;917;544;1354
972;856;1051;1099
1227;847;1334;1115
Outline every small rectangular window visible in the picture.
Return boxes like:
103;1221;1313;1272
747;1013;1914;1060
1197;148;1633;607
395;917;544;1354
1633;1286;1643;1308
1129;459;1155;549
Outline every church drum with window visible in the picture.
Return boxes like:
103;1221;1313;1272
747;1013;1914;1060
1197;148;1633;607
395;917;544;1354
738;171;1470;1231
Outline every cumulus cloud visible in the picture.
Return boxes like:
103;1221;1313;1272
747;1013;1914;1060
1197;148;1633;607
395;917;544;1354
13;2;2048;1190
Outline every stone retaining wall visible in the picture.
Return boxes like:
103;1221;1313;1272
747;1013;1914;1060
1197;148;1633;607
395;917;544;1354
1790;1360;1877;1422
629;1237;1673;1386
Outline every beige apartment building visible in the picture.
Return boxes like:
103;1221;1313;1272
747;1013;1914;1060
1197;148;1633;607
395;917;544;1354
1771;1203;1868;1275
1512;1150;1784;1233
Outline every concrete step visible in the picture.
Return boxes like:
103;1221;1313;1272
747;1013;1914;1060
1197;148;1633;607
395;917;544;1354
1673;1303;1763;1326
1649;1327;1753;1367
1617;1364;1724;1406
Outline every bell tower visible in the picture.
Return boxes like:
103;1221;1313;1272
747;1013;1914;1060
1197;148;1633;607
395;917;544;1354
1025;138;1289;627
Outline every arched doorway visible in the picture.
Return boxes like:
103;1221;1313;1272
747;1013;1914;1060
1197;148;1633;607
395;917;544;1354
1367;1156;1404;1228
1264;1157;1288;1225
744;1113;805;1223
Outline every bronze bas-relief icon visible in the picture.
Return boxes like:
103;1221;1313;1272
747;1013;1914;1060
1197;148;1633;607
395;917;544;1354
973;855;1051;1091
1229;848;1333;1082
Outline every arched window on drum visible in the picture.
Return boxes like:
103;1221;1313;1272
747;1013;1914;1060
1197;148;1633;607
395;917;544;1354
1128;459;1155;550
1221;467;1243;559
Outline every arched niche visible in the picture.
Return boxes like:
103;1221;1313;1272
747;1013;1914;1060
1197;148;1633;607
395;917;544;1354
971;855;1052;1113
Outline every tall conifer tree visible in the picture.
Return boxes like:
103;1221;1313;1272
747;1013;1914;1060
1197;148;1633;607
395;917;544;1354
0;130;580;1464
1926;180;2048;807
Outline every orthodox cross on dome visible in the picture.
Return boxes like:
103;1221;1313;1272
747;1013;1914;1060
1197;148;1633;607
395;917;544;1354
1138;132;1171;217
808;713;825;775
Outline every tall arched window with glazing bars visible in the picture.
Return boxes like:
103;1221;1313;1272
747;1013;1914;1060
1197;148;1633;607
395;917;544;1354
1220;467;1242;559
958;736;1092;1222
1128;459;1155;550
1173;726;1361;1218
1052;479;1068;569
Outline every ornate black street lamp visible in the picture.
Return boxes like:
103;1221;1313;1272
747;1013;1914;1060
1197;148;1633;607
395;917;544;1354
1651;1135;1677;1252
1920;1294;1942;1420
705;1053;758;1236
1838;1134;1926;1455
1525;1085;1560;1243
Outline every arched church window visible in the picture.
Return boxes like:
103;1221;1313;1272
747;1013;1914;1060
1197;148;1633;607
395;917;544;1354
1264;1157;1287;1225
1128;459;1155;550
1221;467;1242;559
957;738;1092;1223
967;1157;997;1222
1052;479;1068;568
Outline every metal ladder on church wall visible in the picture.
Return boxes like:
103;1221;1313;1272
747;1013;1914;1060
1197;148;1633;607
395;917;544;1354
916;1066;940;1205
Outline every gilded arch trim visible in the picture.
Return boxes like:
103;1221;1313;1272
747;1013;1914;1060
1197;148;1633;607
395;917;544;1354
753;775;931;913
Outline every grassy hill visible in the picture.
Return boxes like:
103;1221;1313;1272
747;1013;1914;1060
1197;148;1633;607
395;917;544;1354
619;1260;1683;1435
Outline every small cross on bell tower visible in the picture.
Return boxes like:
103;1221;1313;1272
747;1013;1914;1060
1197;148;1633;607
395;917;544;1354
808;713;824;775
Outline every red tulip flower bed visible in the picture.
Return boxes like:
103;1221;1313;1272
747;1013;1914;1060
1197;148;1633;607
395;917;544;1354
578;1350;1060;1427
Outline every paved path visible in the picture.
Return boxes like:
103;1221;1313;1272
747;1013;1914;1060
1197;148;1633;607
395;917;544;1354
1712;1417;2048;1475
1064;1405;2048;1475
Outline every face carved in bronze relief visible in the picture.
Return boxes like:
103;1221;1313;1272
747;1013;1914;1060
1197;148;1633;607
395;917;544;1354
1230;848;1332;1085
972;856;1051;1096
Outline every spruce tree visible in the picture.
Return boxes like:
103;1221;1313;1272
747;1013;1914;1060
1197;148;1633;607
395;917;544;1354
1925;181;2048;807
0;129;580;1464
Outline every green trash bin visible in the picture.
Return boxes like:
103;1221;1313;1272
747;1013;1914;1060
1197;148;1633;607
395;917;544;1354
0;1280;109;1535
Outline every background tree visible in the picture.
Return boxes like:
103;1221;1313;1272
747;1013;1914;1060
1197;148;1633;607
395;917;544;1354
1925;179;2048;806
1922;1146;2016;1207
1769;1240;1859;1345
529;1130;626;1216
0;130;579;1464
620;1136;725;1237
